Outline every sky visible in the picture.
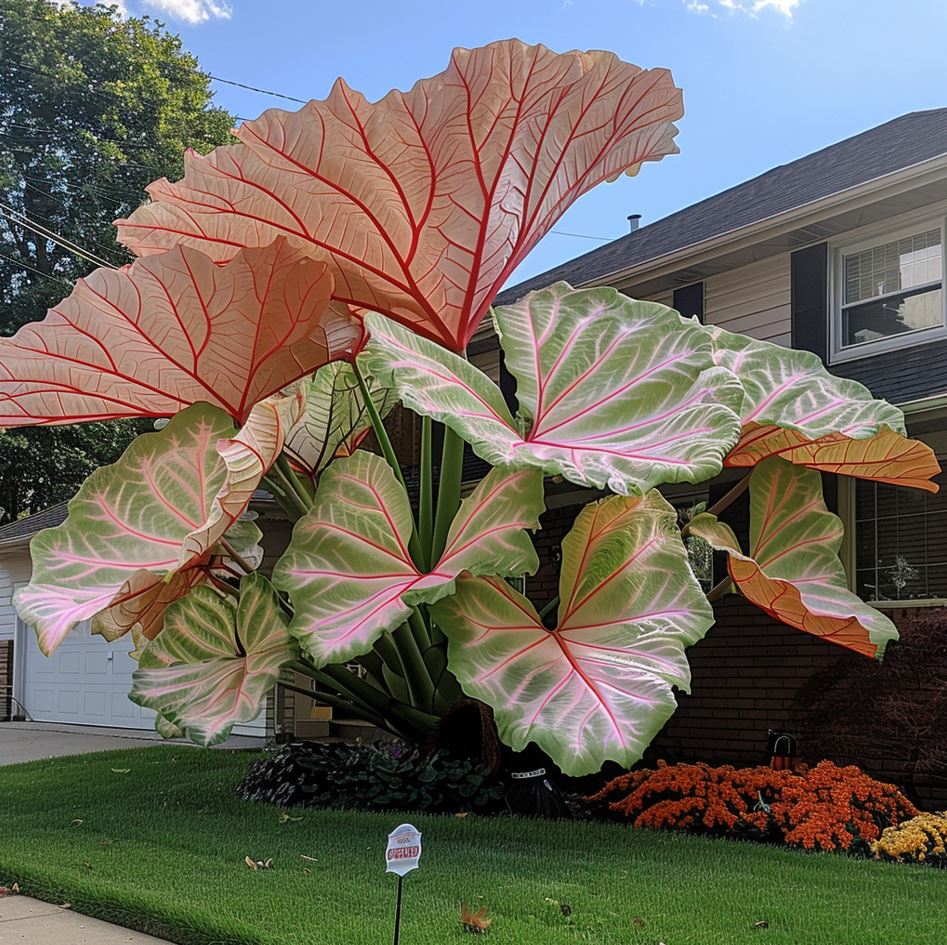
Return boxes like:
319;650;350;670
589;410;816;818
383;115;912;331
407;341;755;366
72;0;947;286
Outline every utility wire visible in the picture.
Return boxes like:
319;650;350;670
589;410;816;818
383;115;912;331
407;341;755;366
208;74;308;104
0;248;71;289
0;203;115;269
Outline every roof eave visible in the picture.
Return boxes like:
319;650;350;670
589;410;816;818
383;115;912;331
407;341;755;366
573;151;947;292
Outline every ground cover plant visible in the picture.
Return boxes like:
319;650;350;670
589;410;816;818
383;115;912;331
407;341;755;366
589;760;917;854
2;39;942;775
1;747;946;945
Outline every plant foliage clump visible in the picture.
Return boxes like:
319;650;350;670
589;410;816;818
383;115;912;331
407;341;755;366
236;741;506;814
589;760;916;854
872;812;947;866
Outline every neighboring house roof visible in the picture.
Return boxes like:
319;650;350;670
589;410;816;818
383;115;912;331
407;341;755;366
497;108;947;304
0;502;68;544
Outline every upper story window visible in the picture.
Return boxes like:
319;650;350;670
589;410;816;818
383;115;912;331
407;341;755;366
833;219;946;360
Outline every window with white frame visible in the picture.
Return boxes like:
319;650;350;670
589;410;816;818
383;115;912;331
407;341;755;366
854;465;947;602
835;221;945;356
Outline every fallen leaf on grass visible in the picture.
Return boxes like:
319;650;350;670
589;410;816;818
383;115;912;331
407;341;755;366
460;902;491;934
244;856;274;870
632;916;646;929
59;903;72;910
559;903;573;918
110;768;131;774
69;819;84;828
755;920;770;929
299;855;318;862
278;813;303;824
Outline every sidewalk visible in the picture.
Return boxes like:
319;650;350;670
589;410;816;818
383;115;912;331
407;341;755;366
0;896;173;944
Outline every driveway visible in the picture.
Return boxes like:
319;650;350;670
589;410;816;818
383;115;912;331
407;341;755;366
0;722;261;766
0;895;172;944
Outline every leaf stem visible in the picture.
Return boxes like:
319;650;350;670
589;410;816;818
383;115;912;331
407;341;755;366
418;416;434;572
680;473;751;539
352;360;425;568
431;425;465;563
218;538;255;575
705;576;732;604
538;595;560;621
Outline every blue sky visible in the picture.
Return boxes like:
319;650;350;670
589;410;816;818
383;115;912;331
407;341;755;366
88;0;947;285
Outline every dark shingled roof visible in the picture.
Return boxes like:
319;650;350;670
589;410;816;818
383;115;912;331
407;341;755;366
497;108;947;305
0;502;68;543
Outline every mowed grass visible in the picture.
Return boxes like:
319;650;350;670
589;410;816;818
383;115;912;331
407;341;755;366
0;747;944;945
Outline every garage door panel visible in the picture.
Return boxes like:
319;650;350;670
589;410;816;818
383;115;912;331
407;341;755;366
21;619;266;735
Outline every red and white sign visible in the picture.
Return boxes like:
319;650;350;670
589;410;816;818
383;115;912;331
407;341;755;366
385;823;422;876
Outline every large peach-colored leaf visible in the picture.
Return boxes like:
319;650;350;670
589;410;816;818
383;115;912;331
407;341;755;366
707;325;939;491
431;491;714;776
361;285;743;494
726;423;940;492
282;362;396;481
0;238;359;428
690;458;897;659
272;451;543;666
13;404;259;655
116;41;682;351
130;573;298;746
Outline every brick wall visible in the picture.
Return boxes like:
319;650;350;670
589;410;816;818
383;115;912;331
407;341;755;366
0;640;12;722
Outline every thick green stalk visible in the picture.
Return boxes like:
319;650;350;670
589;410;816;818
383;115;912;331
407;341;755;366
538;595;560;621
263;463;309;521
418;416;434;571
276;453;313;511
431;425;465;563
393;615;436;709
352;362;424;568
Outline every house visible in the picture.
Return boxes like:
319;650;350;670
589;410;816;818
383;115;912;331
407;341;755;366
491;107;947;801
3;110;946;794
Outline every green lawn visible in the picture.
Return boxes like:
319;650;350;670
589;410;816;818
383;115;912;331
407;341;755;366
0;747;944;944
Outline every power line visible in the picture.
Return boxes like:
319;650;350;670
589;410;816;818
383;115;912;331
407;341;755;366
209;74;308;104
0;203;115;269
0;247;72;289
549;229;612;242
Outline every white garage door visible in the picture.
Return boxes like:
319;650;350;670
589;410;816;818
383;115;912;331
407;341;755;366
23;622;156;728
20;620;266;736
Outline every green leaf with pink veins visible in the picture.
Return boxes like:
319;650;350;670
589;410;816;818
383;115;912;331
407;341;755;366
13;403;264;655
282;362;397;482
130;573;298;747
272;450;544;667
430;491;714;777
359;283;744;496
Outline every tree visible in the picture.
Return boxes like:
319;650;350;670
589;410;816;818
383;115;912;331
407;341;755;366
0;0;235;523
1;39;940;777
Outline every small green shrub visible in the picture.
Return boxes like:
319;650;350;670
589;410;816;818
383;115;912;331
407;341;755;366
236;741;506;814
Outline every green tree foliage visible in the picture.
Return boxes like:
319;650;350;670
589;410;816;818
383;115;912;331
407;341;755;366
0;0;235;523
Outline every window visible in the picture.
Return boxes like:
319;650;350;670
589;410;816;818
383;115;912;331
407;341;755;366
834;221;946;358
854;466;947;602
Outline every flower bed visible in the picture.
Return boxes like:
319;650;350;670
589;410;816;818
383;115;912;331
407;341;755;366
588;760;916;854
872;812;947;866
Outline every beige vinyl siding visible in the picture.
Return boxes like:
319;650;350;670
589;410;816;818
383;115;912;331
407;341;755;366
645;289;674;308
703;255;791;346
0;554;29;643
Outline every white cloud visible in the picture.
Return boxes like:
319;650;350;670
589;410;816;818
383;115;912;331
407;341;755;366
685;0;800;16
141;0;232;23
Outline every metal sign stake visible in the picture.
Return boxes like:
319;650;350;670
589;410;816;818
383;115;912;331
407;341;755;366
385;823;421;945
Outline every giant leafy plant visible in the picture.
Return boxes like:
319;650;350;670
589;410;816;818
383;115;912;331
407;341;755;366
6;41;940;775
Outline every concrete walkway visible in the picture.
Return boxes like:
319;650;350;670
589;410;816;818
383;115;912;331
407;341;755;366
0;721;262;766
0;896;172;944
